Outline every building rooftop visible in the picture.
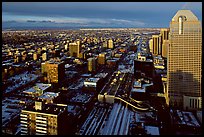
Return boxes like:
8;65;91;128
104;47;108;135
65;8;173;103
174;110;200;127
2;97;32;126
65;64;73;69
81;73;92;77
196;111;202;124
131;87;146;93
36;83;52;91
133;80;142;88
172;10;198;22
67;105;81;116
47;58;64;64
131;79;153;93
70;92;92;104
23;83;51;95
145;126;160;135
38;92;59;100
5;71;38;93
23;102;67;116
85;77;100;83
94;73;108;79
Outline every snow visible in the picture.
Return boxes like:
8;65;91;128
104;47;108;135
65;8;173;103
145;126;160;135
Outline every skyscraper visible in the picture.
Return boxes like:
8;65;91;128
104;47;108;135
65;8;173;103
152;35;160;55
160;28;170;58
149;39;153;53
167;10;202;110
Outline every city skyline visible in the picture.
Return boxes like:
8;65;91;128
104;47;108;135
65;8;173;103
2;2;202;29
2;2;202;135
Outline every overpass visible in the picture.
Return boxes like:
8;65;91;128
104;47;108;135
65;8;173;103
114;97;149;111
98;94;156;112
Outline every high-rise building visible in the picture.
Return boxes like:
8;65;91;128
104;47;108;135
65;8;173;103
87;57;96;72
152;35;160;55
69;40;82;58
98;53;106;65
149;39;153;53
20;101;68;135
42;58;65;84
160;28;170;58
108;39;114;49
167;10;202;110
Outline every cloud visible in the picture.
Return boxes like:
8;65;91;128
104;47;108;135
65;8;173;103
26;20;54;23
50;17;146;27
110;19;145;26
2;17;146;29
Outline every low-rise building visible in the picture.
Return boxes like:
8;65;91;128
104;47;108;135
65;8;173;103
38;92;59;104
22;83;51;97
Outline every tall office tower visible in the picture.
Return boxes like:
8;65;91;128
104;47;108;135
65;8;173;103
168;10;202;110
160;28;170;58
98;53;106;65
87;57;96;72
158;34;162;55
152;35;160;55
108;39;114;49
20;101;68;135
69;40;81;58
149;39;153;53
42;58;65;84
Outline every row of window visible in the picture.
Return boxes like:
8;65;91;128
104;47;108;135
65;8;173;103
189;99;200;109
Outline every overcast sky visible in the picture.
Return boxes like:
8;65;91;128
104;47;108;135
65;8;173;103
2;2;202;29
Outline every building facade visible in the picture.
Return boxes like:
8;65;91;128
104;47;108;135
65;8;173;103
160;28;170;58
20;101;67;135
108;39;114;49
41;58;65;84
69;40;82;58
98;53;106;65
149;39;153;53
167;10;202;110
152;35;160;55
87;57;96;72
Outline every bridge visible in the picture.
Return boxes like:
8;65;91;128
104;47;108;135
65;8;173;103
115;97;149;111
98;94;156;112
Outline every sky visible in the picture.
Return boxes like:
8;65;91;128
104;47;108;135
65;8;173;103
2;2;202;29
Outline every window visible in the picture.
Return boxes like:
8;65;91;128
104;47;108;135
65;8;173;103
192;99;194;108
195;99;197;108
